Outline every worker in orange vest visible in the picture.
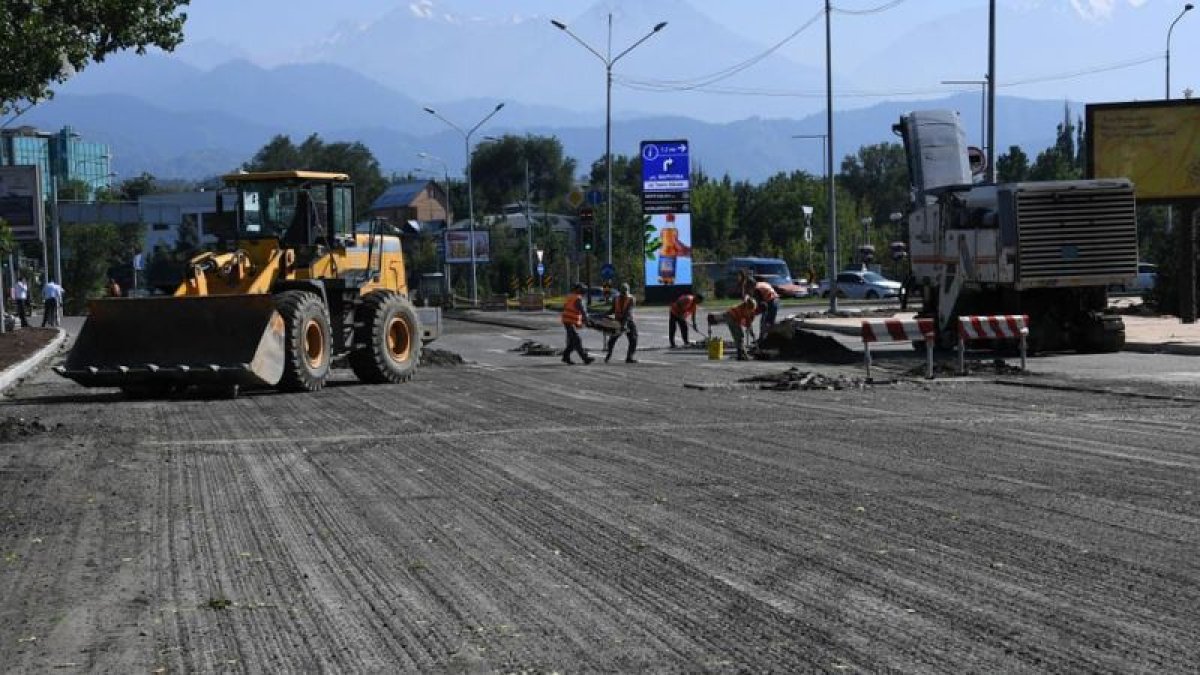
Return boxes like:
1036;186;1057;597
708;296;758;361
752;280;779;340
668;291;703;348
604;282;638;363
560;282;594;365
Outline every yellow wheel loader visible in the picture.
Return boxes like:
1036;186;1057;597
55;171;442;397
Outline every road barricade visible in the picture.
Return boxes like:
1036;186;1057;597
957;314;1029;375
518;293;545;312
861;318;936;380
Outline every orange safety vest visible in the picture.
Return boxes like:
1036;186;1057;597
613;294;633;320
561;292;584;327
670;294;696;318
754;281;778;303
728;303;756;327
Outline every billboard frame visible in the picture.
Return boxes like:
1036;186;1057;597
0;165;46;243
1085;98;1200;205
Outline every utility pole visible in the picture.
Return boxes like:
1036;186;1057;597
987;0;997;184
825;0;839;312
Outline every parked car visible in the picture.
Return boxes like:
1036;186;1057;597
716;257;808;298
818;270;903;300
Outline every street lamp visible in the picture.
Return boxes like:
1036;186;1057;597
793;132;838;312
551;13;667;266
1167;4;1194;99
423;103;505;306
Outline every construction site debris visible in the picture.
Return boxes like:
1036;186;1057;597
420;349;465;367
906;358;1026;378
0;416;59;443
739;367;869;391
760;321;860;364
510;340;560;357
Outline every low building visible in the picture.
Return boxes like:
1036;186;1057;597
368;180;449;234
0;125;112;201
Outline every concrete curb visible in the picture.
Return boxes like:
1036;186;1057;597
0;328;67;395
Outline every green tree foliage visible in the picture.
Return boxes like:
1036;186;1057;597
0;1;189;114
470;135;576;215
996;145;1030;183
243;134;387;218
1029;104;1083;181
116;172;162;201
838;143;909;225
59;223;141;312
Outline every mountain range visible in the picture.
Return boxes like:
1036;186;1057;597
16;0;1094;184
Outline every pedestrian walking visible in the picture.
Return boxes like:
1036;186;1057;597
560;282;594;365
604;283;638;363
752;280;780;341
668;291;703;348
708;296;758;360
12;277;29;327
41;279;63;327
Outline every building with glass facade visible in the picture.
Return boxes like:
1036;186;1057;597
0;125;112;201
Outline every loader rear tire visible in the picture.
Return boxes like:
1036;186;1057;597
275;290;331;392
349;292;421;384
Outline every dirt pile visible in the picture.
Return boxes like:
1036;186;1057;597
510;340;560;357
0;416;59;443
760;322;859;364
420;349;465;367
739;367;869;391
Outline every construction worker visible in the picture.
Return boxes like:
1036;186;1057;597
560;282;594;365
708;296;758;361
752;280;780;340
604;282;638;363
668;291;703;348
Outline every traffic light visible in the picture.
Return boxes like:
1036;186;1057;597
579;207;595;252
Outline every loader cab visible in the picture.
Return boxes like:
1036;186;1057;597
221;171;354;252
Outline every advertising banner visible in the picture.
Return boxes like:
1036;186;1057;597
1087;100;1200;202
641;140;692;300
444;230;491;263
0;165;45;242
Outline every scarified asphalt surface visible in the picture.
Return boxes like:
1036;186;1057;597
1;317;1198;672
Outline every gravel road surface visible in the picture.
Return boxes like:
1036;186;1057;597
1;318;1198;672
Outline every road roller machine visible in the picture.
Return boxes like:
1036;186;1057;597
55;170;441;397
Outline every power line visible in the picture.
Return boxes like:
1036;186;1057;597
832;0;909;16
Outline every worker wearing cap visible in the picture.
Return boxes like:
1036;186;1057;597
668;291;703;348
604;282;638;363
752;280;780;341
708;296;758;361
560;283;594;365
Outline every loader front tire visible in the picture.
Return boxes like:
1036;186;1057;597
275;290;331;392
349;291;421;384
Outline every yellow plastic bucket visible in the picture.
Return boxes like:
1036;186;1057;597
707;336;724;360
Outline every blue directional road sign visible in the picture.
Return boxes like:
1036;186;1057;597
599;262;616;281
586;189;605;205
641;140;690;193
536;263;545;276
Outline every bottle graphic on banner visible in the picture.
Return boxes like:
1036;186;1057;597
658;213;678;284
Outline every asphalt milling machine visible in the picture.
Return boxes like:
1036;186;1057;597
56;171;441;398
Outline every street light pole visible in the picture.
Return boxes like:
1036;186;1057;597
792;133;830;286
423;103;505;306
551;14;667;266
824;0;839;313
1167;4;1194;99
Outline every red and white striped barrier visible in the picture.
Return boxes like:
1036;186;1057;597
957;314;1030;374
861;318;936;380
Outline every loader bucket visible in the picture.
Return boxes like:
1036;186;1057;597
55;295;286;390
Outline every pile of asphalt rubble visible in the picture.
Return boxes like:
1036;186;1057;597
907;358;1027;378
0;416;60;443
511;340;559;357
420;348;465;367
740;367;869;391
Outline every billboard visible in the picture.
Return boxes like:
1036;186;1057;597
641;140;692;295
0;165;45;242
444;230;491;264
1086;99;1200;202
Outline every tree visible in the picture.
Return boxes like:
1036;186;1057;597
996;146;1030;183
243;134;387;218
838;143;909;226
1029;104;1082;181
470;135;576;215
61;223;123;313
0;1;189;115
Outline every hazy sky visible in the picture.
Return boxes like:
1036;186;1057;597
174;0;1199;110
